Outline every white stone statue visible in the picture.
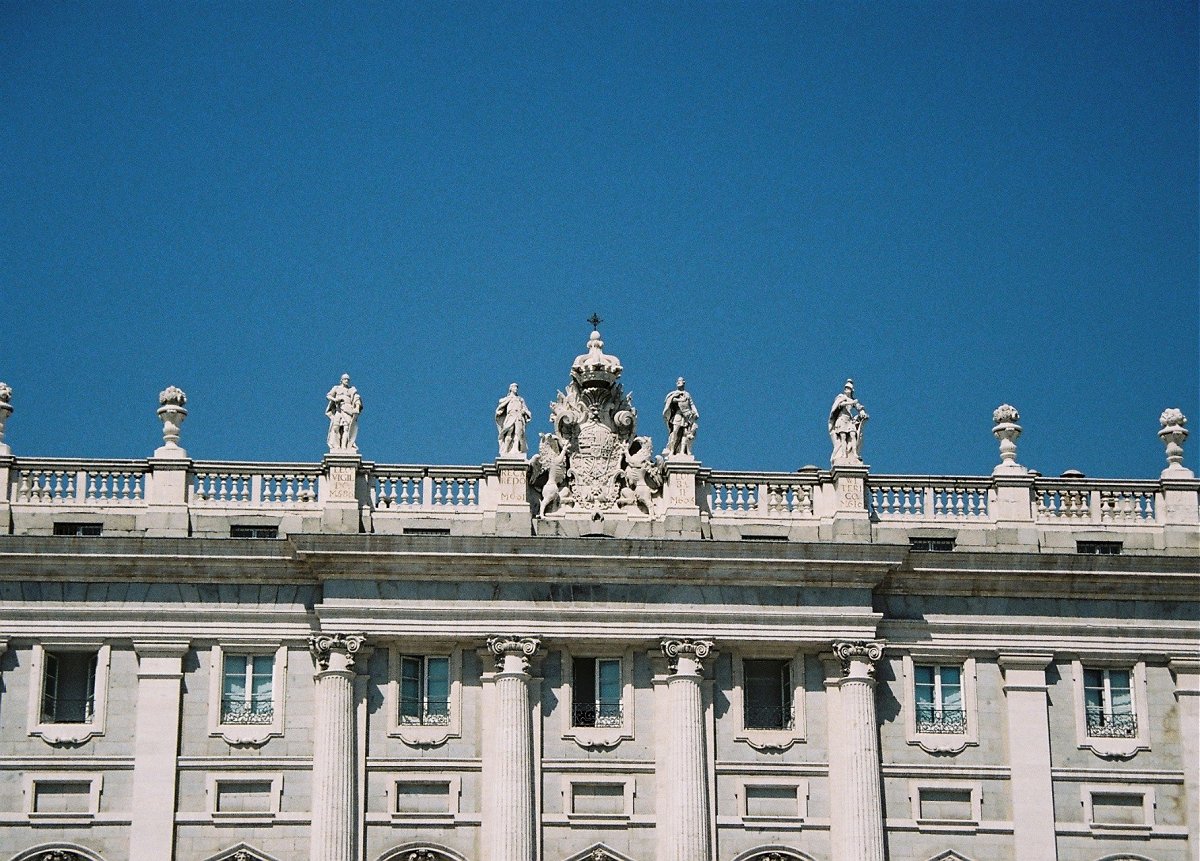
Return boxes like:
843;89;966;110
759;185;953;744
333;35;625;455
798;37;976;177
0;381;12;456
495;383;532;457
828;379;869;465
662;377;699;458
325;374;363;453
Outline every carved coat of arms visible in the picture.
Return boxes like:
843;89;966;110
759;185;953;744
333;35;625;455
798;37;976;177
530;328;663;516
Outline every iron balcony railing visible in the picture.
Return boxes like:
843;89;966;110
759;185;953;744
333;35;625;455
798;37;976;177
400;700;451;726
572;702;623;728
220;698;275;725
743;704;794;731
1086;708;1137;738
916;707;967;734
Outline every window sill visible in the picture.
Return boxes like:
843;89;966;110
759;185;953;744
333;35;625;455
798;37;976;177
1078;736;1149;760
388;723;459;748
211;724;282;747
735;727;804;752
1089;822;1153;833
28;811;96;822
30;722;104;745
908;732;977;755
563;725;632;751
211;810;276;820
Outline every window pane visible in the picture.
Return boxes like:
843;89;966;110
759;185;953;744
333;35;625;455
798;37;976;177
914;665;935;687
572;657;597;726
744;659;788;729
400;657;421;718
223;655;247;699
1083;668;1104;689
51;652;96;723
426;657;450;705
597;659;620;702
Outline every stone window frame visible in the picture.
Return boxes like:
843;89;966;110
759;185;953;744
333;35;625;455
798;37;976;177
1070;659;1150;759
386;643;463;747
207;643;288;746
731;648;807;751
907;779;983;829
206;771;284;819
1080;783;1155;832
384;773;462;822
560;646;635;750
26;642;111;745
901;654;979;754
561;774;635;820
23;771;104;819
735;776;810;822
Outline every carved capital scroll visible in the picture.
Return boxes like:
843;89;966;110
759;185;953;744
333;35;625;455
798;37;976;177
309;632;365;671
660;637;715;674
832;640;884;678
487;635;541;672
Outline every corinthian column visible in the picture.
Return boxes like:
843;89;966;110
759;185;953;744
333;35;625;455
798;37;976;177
659;638;715;861
484;636;541;861
309;632;365;861
829;641;886;861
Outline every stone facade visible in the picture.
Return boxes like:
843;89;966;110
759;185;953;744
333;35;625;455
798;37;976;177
0;335;1196;861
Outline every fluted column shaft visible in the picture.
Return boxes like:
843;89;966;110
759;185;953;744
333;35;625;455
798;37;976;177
830;641;886;861
486;636;540;861
660;639;714;861
310;633;364;861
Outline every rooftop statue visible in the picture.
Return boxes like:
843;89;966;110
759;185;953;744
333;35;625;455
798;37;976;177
326;373;363;453
829;379;869;466
0;381;11;456
495;382;532;457
530;321;664;515
662;376;699;458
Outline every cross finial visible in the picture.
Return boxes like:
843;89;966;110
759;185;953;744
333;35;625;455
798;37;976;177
587;313;603;330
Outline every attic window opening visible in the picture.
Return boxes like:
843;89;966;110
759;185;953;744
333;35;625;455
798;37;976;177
1077;541;1122;555
53;523;102;537
403;527;452;536
910;537;955;552
230;525;279;539
742;534;789;542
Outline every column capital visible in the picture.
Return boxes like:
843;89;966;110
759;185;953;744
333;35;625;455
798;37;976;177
832;640;884;679
309;632;365;672
661;637;716;675
487;635;541;672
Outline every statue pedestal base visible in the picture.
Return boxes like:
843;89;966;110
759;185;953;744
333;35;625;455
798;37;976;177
321;454;365;534
663;459;702;539
831;464;871;542
493;458;532;537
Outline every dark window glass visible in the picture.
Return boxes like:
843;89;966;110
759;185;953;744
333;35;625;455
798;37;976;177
41;651;97;723
230;525;279;538
53;523;102;536
1077;541;1122;555
743;659;791;729
910;537;955;552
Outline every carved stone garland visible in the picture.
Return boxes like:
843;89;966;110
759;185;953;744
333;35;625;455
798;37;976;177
530;327;664;515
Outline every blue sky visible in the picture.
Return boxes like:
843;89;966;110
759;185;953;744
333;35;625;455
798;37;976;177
2;2;1196;478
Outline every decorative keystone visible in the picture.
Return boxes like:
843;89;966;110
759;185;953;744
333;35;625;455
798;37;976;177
992;404;1025;475
1159;408;1192;478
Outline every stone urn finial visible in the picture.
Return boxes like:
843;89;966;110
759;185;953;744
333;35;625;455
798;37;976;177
0;381;12;456
156;385;188;456
991;404;1025;475
1158;408;1192;478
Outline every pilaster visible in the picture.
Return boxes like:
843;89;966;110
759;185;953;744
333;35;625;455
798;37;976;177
309;632;365;861
659;638;715;861
129;641;190;861
1171;658;1200;861
483;636;541;861
999;652;1057;861
828;641;886;861
145;456;192;537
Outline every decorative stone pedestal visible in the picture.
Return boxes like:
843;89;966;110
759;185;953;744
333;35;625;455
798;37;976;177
831;464;871;541
493;457;533;537
663;458;702;538
321;453;365;534
310;633;365;861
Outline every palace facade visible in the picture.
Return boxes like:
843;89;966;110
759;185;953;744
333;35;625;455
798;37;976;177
0;332;1195;861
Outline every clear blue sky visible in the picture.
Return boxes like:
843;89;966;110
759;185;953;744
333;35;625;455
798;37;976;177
3;2;1196;479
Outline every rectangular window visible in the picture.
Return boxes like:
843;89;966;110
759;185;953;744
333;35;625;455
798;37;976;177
399;656;450;725
745;784;799;818
1090;792;1147;826
32;780;92;814
230;525;278;538
221;654;275;724
53;523;102;536
215;780;273;813
1077;540;1122;555
914;664;965;733
395;781;451;814
571;782;625;815
910;537;955;552
403;527;452;535
918;787;974;821
41;651;97;723
1083;668;1136;737
572;657;622;727
743;659;792;730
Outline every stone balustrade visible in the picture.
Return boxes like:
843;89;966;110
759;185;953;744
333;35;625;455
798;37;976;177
0;451;1195;552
